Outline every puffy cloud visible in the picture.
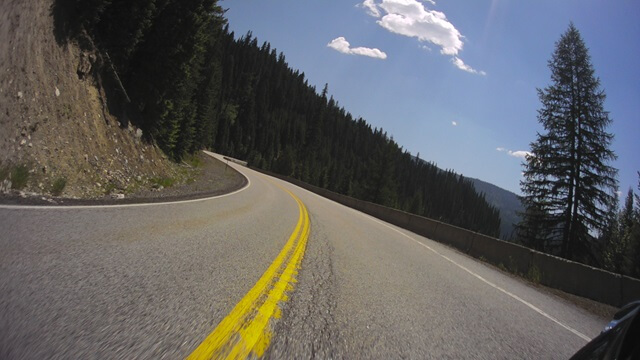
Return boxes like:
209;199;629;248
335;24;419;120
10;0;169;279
376;0;463;56
497;147;531;159
327;37;388;59
361;0;485;75
451;121;458;126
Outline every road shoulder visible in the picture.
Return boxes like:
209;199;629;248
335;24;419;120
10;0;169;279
0;152;247;206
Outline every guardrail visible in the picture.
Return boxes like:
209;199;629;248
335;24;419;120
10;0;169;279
251;166;639;307
223;156;248;166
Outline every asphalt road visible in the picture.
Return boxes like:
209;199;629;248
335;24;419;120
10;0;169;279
1;153;609;359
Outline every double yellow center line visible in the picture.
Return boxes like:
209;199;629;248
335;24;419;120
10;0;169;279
187;183;310;359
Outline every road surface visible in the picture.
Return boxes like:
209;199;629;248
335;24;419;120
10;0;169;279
0;153;608;359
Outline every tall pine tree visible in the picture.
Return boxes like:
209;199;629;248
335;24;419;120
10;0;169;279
518;23;618;263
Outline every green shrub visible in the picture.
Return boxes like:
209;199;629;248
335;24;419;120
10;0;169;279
11;165;29;190
151;176;175;188
527;265;542;284
184;153;203;168
51;177;67;196
103;182;117;195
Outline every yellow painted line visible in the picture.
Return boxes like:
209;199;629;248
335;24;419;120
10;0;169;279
187;183;310;359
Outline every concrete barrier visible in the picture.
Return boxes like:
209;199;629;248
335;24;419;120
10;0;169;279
530;251;623;306
249;166;640;307
223;156;248;166
622;276;640;305
434;223;475;253
469;234;533;276
406;216;440;240
380;207;412;229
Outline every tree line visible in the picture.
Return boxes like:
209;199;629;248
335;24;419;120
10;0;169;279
55;0;502;237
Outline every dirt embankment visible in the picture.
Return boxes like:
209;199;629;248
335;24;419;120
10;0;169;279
0;0;207;200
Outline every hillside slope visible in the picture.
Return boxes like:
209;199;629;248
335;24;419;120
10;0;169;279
2;0;500;237
468;177;523;240
0;0;184;198
410;155;521;240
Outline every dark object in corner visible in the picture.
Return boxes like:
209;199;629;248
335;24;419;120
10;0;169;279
570;301;640;360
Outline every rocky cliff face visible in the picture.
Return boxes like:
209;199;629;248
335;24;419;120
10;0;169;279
0;0;182;199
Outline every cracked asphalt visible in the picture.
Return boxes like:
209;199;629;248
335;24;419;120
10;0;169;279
1;154;610;359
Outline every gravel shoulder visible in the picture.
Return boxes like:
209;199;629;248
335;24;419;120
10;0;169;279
0;152;247;206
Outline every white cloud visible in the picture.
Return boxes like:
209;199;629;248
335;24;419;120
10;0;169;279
327;37;388;59
452;56;486;76
361;0;485;75
359;0;381;17
497;147;531;159
510;151;531;159
451;121;458;126
375;0;462;56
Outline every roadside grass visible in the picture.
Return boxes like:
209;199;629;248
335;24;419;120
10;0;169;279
183;153;203;168
10;164;30;190
103;182;117;195
151;176;175;188
527;265;542;284
498;263;508;272
124;180;142;194
51;177;67;196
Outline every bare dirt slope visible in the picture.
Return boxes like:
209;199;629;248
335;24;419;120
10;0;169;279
0;0;190;199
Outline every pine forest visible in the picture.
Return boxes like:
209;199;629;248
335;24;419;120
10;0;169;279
54;0;502;237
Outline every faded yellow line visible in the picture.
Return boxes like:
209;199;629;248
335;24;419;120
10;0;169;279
187;182;310;359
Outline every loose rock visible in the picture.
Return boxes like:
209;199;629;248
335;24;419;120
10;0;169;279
0;179;12;193
76;52;96;80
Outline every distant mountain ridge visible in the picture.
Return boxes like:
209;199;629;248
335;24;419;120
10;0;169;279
410;156;522;240
467;177;522;240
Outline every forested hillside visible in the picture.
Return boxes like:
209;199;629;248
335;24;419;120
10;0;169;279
468;178;522;240
56;0;501;237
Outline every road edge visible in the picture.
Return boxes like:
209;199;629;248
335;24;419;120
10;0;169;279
0;152;249;208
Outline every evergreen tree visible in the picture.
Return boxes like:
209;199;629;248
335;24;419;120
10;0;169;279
518;24;618;263
628;175;640;277
618;188;637;275
516;202;550;252
601;192;622;272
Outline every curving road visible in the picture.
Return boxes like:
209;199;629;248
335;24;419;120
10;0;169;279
1;153;608;359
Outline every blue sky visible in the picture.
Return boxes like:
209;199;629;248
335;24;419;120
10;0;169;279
225;0;639;196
